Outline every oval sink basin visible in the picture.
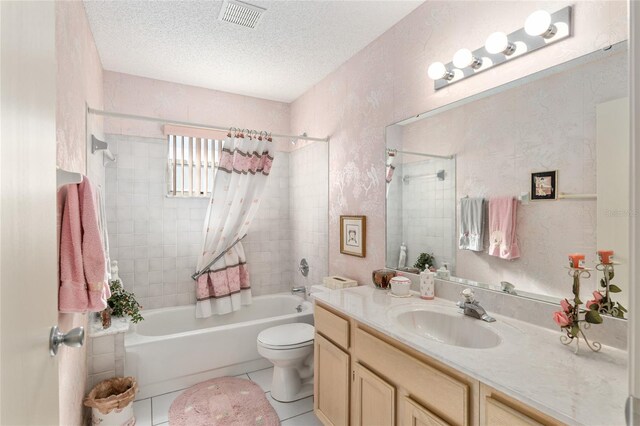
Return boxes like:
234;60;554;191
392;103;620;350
390;307;502;349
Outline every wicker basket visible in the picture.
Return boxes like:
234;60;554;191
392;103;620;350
84;376;138;425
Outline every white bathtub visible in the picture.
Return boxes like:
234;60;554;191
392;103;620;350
125;293;313;399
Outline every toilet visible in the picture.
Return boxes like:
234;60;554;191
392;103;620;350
257;323;315;402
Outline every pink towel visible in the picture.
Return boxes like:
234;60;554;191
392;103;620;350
487;197;520;260
59;178;110;313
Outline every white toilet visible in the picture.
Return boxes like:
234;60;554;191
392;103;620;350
257;323;315;402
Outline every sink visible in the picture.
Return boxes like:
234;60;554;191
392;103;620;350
388;306;502;349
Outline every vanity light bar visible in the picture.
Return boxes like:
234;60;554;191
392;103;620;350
429;6;572;90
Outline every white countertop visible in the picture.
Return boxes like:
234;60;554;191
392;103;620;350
87;315;130;338
314;286;627;426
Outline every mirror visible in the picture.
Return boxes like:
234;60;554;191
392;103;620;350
386;42;629;313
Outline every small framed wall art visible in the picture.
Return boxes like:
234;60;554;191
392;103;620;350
340;215;366;257
531;170;558;200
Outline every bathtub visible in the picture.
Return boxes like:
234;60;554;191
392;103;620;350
125;293;313;399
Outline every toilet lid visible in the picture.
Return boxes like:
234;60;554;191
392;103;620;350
258;323;314;347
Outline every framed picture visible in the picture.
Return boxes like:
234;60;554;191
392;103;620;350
340;215;366;257
531;170;558;200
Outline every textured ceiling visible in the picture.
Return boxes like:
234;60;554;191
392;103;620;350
83;0;423;102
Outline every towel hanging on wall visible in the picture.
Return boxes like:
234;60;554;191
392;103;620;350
487;197;520;260
59;176;111;313
459;197;485;252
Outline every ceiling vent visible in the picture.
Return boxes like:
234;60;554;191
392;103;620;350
218;0;266;29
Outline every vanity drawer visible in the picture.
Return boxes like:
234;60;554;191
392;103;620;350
484;398;542;426
480;384;565;426
354;327;470;426
315;303;350;350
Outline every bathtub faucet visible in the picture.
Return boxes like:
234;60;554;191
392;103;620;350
291;286;307;299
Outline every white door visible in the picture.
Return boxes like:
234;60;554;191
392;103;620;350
1;2;60;424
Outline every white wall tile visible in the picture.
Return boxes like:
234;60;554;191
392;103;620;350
106;135;328;308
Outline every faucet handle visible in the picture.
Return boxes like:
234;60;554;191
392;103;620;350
461;288;475;303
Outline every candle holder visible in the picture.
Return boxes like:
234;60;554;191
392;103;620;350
591;262;627;319
554;267;602;354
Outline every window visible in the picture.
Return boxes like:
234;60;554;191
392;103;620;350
167;134;221;196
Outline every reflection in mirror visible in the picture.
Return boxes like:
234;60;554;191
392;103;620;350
386;148;456;275
385;42;629;315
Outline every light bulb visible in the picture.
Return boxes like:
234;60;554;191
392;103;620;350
427;62;453;80
452;48;482;69
485;32;515;55
525;10;556;38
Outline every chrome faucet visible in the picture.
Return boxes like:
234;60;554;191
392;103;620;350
501;281;517;295
456;289;496;322
291;286;307;299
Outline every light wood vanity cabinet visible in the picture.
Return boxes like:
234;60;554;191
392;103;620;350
314;332;350;426
314;301;566;426
352;362;396;426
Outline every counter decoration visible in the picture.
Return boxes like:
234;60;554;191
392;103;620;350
372;269;396;290
553;254;602;354
591;250;627;319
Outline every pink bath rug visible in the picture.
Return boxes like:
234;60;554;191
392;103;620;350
168;376;280;426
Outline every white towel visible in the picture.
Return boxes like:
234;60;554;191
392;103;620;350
459;197;485;251
95;185;112;281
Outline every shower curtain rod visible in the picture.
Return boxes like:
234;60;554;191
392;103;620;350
87;107;330;143
386;148;454;160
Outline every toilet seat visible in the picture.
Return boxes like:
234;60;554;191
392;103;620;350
257;323;314;350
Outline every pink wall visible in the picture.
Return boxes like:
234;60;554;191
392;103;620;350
289;0;627;285
56;1;104;424
103;71;291;151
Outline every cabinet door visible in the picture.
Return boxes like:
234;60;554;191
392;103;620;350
314;333;350;426
403;396;450;426
352;363;395;426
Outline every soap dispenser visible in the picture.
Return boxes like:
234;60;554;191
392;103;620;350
420;269;435;300
436;262;450;280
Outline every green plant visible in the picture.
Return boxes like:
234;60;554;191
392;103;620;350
414;252;435;272
108;279;144;324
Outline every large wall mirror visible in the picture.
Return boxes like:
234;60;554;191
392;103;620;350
385;41;629;316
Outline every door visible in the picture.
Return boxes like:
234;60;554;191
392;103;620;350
1;2;60;424
352;362;395;426
314;333;350;426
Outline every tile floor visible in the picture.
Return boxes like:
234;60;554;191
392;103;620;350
133;367;322;425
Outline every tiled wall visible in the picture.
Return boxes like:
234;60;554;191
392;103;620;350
105;134;325;308
290;142;329;287
386;157;456;271
242;153;293;296
86;333;126;390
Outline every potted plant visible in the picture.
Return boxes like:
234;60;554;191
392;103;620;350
101;279;143;328
414;252;436;272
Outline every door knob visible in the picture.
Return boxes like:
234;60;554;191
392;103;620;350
49;326;84;356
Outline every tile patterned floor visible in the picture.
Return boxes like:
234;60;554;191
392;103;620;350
132;367;321;426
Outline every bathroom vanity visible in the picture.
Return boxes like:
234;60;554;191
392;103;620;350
313;286;627;426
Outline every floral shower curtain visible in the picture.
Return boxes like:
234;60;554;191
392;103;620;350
194;131;273;318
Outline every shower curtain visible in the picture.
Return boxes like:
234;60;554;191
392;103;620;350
194;131;273;318
386;152;395;198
